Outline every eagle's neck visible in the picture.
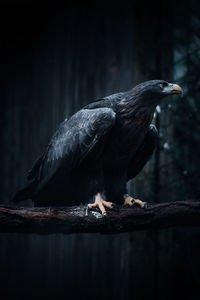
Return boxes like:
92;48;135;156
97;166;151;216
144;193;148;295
118;95;156;126
114;96;156;153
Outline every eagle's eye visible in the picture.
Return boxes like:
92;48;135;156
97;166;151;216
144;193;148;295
159;82;167;89
159;83;164;89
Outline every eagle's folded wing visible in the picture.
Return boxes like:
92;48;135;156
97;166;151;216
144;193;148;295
28;108;116;193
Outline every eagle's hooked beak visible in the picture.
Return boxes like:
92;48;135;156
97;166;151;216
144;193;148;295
163;83;183;95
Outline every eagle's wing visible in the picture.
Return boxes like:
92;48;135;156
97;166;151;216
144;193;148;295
127;124;158;180
28;108;116;193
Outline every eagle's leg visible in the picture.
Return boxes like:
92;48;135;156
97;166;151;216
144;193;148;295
123;194;147;208
87;192;114;217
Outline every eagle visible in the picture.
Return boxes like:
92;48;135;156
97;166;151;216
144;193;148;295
13;80;182;216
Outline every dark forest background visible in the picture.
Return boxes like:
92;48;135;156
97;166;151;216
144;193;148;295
0;1;200;299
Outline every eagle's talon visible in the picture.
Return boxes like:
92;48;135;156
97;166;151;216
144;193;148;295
124;195;147;209
88;193;116;216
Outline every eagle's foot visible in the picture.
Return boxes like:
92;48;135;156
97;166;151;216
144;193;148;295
87;193;115;217
123;194;147;209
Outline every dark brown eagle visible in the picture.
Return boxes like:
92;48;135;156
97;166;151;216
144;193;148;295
13;80;182;216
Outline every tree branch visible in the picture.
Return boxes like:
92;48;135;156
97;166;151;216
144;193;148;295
0;201;200;234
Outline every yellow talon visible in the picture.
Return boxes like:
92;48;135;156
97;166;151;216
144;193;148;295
88;193;113;216
123;194;147;208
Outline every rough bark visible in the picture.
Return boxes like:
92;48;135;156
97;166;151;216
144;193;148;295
0;201;200;235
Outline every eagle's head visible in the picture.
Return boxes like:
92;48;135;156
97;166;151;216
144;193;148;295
131;80;182;107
